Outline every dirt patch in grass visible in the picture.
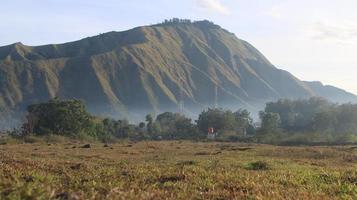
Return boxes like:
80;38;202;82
158;175;185;183
176;160;197;166
229;147;253;151
70;163;82;170
195;151;210;156
218;144;253;152
55;192;80;200
80;144;91;148
349;146;357;150
212;151;222;155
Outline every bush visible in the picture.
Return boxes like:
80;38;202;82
217;130;238;141
23;135;42;144
43;134;68;143
245;161;270;170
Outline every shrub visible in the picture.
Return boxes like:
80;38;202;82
23;135;42;144
245;161;270;170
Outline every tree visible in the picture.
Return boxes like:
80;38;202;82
234;109;253;136
259;111;281;134
155;112;198;139
197;108;236;134
312;110;337;132
334;104;357;134
156;112;178;134
139;122;146;129
23;98;94;136
145;114;155;135
174;116;198;139
265;97;331;131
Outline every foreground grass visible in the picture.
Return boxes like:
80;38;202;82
0;140;356;199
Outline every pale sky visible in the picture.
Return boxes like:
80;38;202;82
1;0;356;94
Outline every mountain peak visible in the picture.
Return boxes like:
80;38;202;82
155;18;222;29
0;42;30;61
8;42;25;48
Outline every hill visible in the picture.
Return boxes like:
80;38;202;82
0;19;356;129
304;81;357;103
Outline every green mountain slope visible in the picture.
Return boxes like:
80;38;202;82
0;20;356;129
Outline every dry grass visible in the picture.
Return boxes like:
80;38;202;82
0;141;356;199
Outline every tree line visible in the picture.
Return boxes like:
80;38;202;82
13;97;357;144
261;97;357;134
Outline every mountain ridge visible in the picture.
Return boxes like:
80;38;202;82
0;20;356;129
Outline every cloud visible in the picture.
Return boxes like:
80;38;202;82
195;0;231;15
266;5;282;19
309;21;357;45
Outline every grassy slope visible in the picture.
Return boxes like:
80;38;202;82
0;141;356;199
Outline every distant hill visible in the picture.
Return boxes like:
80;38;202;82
304;81;357;103
0;19;356;129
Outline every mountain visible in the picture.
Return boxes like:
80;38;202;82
304;81;357;103
0;20;356;129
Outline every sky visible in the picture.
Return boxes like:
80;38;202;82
1;0;356;94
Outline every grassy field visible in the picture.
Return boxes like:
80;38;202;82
0;140;356;200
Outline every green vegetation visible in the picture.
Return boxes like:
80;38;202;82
23;98;94;136
20;98;112;142
265;97;331;131
259;97;357;144
0;141;356;199
245;161;270;170
5;98;355;145
14;99;258;142
259;111;281;134
196;108;255;140
14;99;203;141
153;112;199;139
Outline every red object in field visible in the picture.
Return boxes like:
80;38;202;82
208;127;214;134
